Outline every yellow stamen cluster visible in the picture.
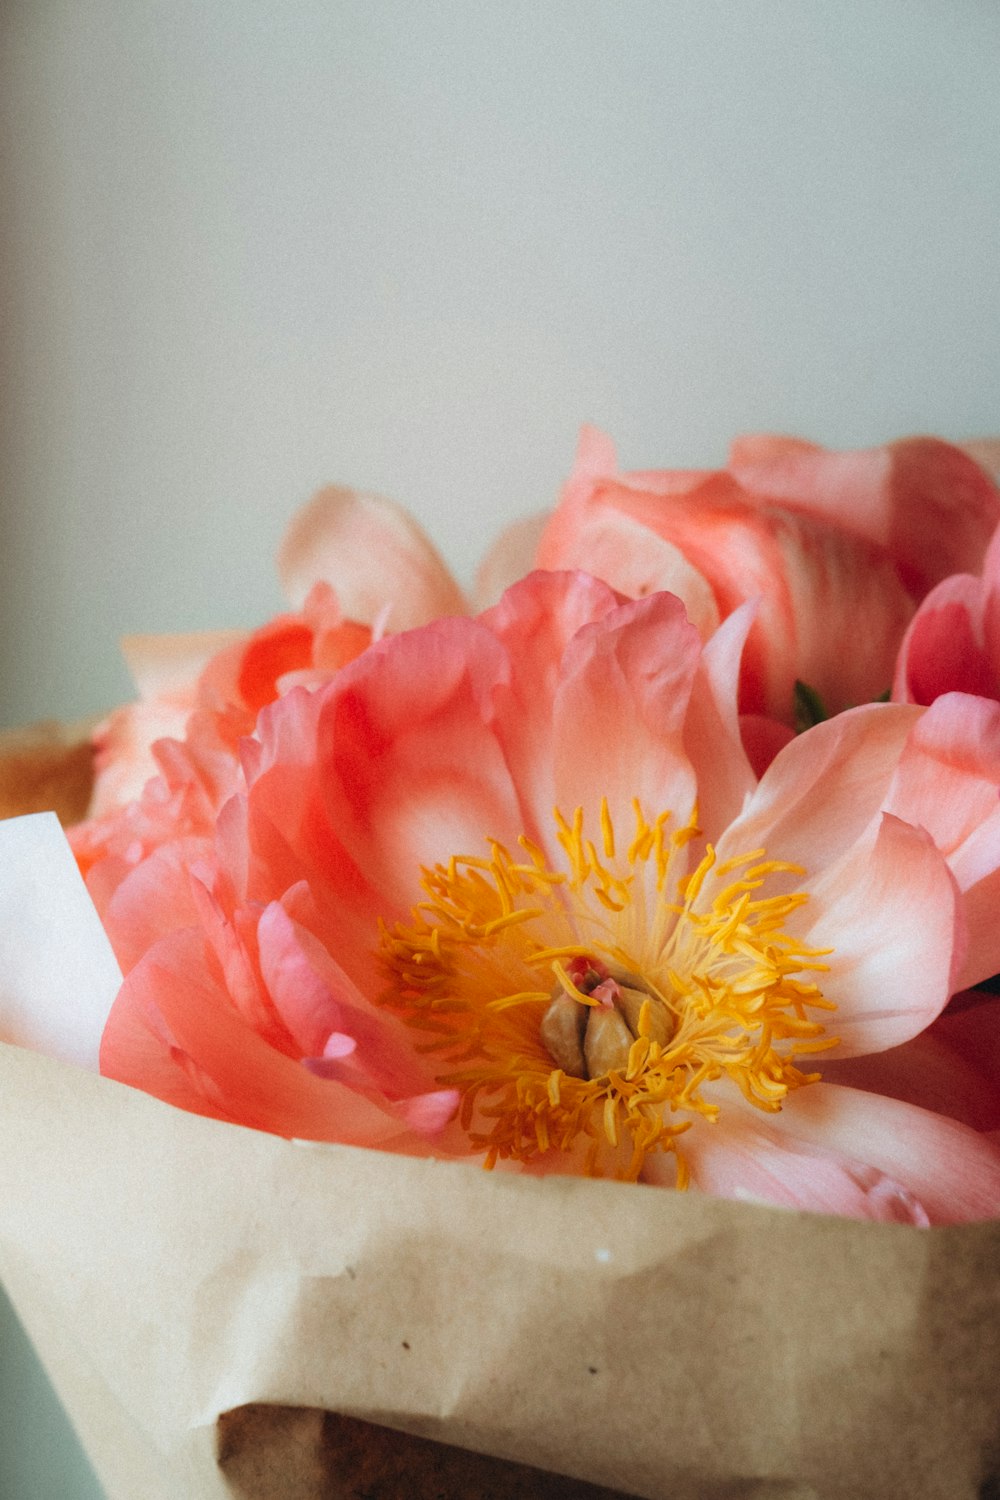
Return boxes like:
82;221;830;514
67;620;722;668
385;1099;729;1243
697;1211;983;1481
378;800;835;1183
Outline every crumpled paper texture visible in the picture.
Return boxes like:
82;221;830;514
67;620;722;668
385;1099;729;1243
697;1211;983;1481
1;727;999;1500
0;1043;999;1500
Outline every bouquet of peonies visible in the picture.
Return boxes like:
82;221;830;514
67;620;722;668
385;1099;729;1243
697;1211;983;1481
2;429;1000;1500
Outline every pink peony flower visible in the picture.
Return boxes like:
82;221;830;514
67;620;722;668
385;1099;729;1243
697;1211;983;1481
512;427;1000;728
71;485;468;933
98;571;1000;1223
894;523;1000;706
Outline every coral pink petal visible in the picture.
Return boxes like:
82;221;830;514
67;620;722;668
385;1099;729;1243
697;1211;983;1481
236;618;316;712
277;485;468;629
795;813;958;1057
101;929;434;1146
730;437;1000;596
256;900;348;1057
892;574;995;704
100;837;211;972
961;438;1000;482
318;618;525;914
264;903;446;1099
481;571;623;849
738;714;796;778
728;434;822;465
884;694;1000;862
550;591;702;838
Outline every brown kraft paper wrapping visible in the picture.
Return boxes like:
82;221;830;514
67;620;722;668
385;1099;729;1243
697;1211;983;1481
0;730;999;1499
0;1044;998;1500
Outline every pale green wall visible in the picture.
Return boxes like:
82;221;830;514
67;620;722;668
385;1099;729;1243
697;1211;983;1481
0;1289;105;1499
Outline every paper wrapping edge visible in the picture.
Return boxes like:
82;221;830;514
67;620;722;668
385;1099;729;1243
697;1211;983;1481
1;1042;999;1500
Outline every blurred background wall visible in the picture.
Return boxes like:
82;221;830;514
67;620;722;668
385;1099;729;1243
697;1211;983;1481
3;0;1000;734
1;2;998;1494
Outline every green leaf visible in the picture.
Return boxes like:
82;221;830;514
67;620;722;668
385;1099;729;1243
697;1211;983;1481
793;679;828;734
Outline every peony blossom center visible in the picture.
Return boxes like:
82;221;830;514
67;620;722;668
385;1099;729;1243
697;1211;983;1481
378;801;836;1182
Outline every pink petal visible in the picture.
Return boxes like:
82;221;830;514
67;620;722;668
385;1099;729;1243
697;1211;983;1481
883;694;1000;987
316;617;525;915
730;436;1000;596
550;591;702;840
277;485;469;629
480;571;624;850
715;702;920;879
473;513;549;610
794;813;958;1057
892;575;996;704
537;505;721;640
646;1102;931;1224
100;928;443;1149
682;603;758;840
752;1082;1000;1224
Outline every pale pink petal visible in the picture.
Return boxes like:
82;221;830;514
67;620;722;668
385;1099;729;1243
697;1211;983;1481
883;694;1000;987
747;1082;1000;1224
277;485;469;628
536;506;721;640
473;512;549;609
715;702;920;878
550;591;702;840
645;1104;931;1224
572;423;619;481
794;813;958;1057
682;602;758;840
119;630;247;702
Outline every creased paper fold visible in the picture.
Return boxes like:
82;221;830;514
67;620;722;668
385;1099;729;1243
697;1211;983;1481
1;1043;999;1500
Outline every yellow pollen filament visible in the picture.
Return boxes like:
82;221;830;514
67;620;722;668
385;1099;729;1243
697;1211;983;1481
378;800;836;1185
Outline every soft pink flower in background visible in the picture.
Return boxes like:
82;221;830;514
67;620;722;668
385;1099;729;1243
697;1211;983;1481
71;487;466;930
513;427;1000;727
94;571;1000;1224
894;524;1000;706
